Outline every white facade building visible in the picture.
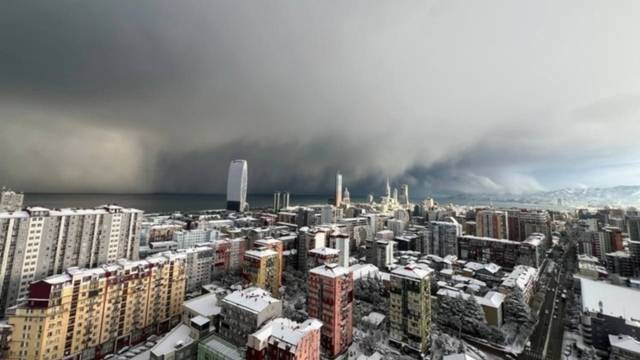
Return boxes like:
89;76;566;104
226;160;248;212
0;205;142;315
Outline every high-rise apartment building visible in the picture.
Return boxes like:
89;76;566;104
298;227;327;271
176;246;215;293
246;318;322;360
172;228;218;249
307;264;353;358
426;219;462;257
227;160;248;212
476;209;509;239
273;192;290;212
389;264;433;355
0;205;142;315
6;253;186;360
243;247;281;297
507;209;551;242
627;216;640;242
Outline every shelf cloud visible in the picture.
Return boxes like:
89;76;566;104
1;0;640;195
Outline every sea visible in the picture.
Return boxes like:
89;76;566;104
23;193;559;214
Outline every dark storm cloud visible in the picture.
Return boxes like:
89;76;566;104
1;0;640;195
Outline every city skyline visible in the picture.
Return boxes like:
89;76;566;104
2;1;640;195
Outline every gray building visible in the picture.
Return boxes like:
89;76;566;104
426;219;462;257
0;189;23;212
218;287;282;347
578;276;640;353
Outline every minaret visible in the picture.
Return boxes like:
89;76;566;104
335;172;343;207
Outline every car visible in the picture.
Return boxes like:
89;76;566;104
564;349;571;356
554;314;558;319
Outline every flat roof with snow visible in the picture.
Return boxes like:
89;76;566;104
222;287;281;314
309;263;350;278
579;276;640;327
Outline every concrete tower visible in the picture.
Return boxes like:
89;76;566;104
335;172;343;207
227;160;248;212
385;178;391;199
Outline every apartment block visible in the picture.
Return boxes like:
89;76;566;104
246;318;322;360
307;264;353;358
243;248;281;297
389;264;432;355
6;253;186;360
457;234;544;269
0;205;142;315
177;247;215;293
218;287;282;348
475;210;509;239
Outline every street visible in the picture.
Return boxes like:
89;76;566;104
519;244;573;360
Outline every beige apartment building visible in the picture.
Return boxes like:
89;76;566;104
6;253;186;360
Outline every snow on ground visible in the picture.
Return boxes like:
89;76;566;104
561;331;587;360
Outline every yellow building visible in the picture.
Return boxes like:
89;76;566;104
389;263;433;355
242;247;281;297
6;253;186;360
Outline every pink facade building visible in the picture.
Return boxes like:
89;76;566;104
307;264;353;358
246;318;322;360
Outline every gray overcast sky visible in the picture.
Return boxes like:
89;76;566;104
1;0;640;195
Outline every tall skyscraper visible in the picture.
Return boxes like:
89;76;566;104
389;264;433;355
307;264;353;358
226;159;248;212
385;178;391;199
0;205;142;315
335;172;343;207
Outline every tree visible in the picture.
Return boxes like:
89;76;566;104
503;288;533;325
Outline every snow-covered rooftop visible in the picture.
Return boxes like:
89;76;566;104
391;263;433;280
476;291;505;308
500;265;537;291
149;324;194;357
183;293;221;317
579;276;640;327
191;315;210;327
245;248;278;259
609;334;640;354
350;263;379;280
222;287;281;314
248;318;322;352
309;263;350;278
309;247;340;256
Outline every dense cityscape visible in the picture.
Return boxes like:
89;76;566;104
0;160;638;360
3;2;640;359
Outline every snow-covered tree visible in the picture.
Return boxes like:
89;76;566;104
504;287;533;325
